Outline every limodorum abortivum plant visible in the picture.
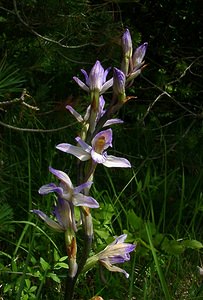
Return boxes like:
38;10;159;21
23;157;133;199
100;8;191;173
32;28;148;300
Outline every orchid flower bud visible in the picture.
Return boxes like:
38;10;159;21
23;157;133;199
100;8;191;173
121;29;132;59
132;42;148;70
121;29;133;76
113;67;126;103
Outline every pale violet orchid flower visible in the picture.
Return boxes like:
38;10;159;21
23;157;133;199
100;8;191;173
32;197;76;232
98;234;135;278
66;96;123;127
73;60;113;94
38;166;99;208
84;234;135;278
56;129;131;168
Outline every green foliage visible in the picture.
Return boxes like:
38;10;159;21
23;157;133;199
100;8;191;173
125;209;203;256
0;56;25;98
0;203;14;234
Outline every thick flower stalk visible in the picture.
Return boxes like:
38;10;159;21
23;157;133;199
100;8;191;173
84;234;136;278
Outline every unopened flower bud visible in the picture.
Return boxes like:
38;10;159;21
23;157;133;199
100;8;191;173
121;29;132;58
113;67;126;103
121;29;133;75
132;42;148;70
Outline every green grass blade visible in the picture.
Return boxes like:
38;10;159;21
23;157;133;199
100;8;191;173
145;222;171;300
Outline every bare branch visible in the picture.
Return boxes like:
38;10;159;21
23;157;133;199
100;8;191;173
0;120;77;133
167;55;203;85
141;75;197;116
0;89;39;111
142;92;166;121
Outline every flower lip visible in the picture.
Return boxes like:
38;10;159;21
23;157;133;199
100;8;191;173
94;136;106;153
92;128;112;153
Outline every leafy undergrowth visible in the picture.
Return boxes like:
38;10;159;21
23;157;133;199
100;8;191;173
1;104;203;299
1;157;203;299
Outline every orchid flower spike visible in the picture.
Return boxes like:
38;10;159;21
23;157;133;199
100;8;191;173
56;129;131;168
121;29;148;80
38;166;99;208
